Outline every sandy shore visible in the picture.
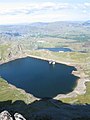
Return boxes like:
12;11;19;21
0;53;90;99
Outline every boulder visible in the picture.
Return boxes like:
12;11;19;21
14;113;26;120
0;110;13;120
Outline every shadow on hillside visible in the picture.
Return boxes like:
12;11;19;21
0;99;90;120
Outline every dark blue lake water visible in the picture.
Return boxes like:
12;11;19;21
38;47;72;52
0;57;78;98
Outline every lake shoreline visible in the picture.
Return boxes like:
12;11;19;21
0;53;90;99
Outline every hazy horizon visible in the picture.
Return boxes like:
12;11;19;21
0;20;89;26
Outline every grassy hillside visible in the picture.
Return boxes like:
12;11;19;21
0;22;90;105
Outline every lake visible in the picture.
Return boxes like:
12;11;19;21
38;47;73;52
0;57;79;98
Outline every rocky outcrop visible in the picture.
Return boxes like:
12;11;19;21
14;113;26;120
0;102;90;120
0;111;13;120
0;111;26;120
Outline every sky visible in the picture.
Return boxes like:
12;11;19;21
0;0;90;24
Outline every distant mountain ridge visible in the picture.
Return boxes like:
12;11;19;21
83;20;90;26
0;21;90;41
